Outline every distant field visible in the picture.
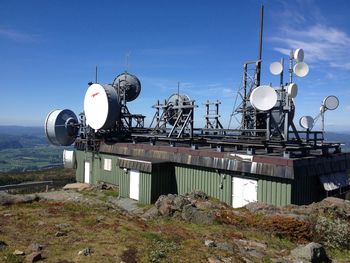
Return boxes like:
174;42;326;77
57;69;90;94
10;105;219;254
0;167;75;188
0;126;71;172
0;147;66;172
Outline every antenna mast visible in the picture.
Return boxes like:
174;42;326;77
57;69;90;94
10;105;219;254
95;66;98;83
256;4;264;86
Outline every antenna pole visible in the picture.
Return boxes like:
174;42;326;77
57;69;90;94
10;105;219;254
280;58;284;87
95;66;98;83
256;4;264;86
321;110;325;135
289;50;293;83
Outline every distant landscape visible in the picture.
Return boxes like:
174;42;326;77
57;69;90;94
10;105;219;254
0;126;70;172
0;125;349;172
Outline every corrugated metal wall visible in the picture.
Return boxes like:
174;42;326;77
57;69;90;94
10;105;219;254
292;173;324;205
139;172;151;204
75;150;85;183
257;175;292;206
119;169;130;197
175;165;232;204
76;150;319;207
75;150;122;186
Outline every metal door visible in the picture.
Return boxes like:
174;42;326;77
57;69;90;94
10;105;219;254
129;170;140;200
84;162;90;184
232;177;257;208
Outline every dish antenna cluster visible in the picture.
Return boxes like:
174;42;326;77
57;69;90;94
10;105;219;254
301;95;340;132
44;72;143;147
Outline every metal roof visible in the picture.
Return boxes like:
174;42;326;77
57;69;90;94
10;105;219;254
117;156;170;173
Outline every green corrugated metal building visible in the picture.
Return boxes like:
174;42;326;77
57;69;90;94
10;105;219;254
74;144;350;207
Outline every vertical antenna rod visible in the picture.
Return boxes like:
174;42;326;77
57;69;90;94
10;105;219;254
256;5;264;86
95;66;98;83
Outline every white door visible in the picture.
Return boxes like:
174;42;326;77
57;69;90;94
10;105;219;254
84;162;90;184
129;170;140;200
232;177;257;208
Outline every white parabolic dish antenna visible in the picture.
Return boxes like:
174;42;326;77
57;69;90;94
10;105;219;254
299;116;314;130
270;61;283;75
294;48;304;62
293;62;309;77
287;83;298;98
84;84;120;130
323;95;339;110
250;86;278;111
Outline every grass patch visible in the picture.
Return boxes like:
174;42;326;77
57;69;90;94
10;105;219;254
327;248;350;261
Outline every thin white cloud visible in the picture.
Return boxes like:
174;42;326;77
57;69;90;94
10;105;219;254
268;0;350;71
0;26;40;43
271;24;350;70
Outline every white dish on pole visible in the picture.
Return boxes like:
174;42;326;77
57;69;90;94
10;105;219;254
250;85;278;111
293;62;309;77
287;83;298;98
323;95;339;110
270;61;283;75
294;48;304;62
299;116;314;130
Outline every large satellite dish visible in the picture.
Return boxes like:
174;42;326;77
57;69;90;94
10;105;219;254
270;61;283;75
166;94;191;126
293;62;309;77
112;72;141;102
84;84;121;130
323;95;339;110
294;48;304;62
287;83;298;98
250;86;278;111
45;109;79;146
299;116;314;130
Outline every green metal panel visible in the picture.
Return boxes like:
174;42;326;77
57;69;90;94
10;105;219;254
119;169;130;198
75;151;122;186
139;172;151;204
256;176;292;206
95;153;120;186
75;150;84;183
174;165;232;204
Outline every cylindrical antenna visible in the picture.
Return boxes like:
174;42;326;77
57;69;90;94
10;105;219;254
256;5;264;86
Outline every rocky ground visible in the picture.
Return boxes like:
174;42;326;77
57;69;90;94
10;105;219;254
0;184;350;262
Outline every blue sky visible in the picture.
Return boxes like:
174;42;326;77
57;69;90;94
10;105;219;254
1;0;350;132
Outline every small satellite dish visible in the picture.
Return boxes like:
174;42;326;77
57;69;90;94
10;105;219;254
294;48;304;62
44;109;79;146
84;84;121;130
323;95;339;110
63;150;76;169
270;61;283;75
293;62;309;77
250;86;278;111
287;83;298;98
299;116;314;130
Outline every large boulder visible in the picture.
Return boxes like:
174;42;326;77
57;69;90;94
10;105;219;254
181;204;215;224
291;242;330;263
155;194;190;217
0;191;39;205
